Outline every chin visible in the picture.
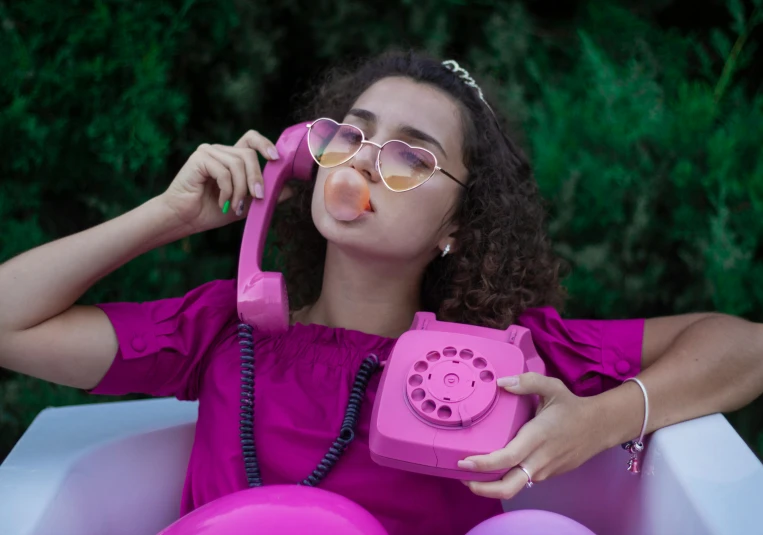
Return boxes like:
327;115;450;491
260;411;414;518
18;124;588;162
314;208;373;245
310;210;392;260
310;194;430;262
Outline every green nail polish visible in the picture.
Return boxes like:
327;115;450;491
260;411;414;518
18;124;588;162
222;200;231;214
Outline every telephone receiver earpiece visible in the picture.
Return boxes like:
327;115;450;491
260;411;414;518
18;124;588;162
237;122;314;332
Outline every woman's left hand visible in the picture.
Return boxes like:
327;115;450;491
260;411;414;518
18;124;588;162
458;373;609;500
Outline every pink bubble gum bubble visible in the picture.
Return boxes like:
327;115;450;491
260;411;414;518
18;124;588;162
324;168;371;221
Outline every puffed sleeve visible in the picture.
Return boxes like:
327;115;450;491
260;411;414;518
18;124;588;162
89;279;237;401
516;307;645;397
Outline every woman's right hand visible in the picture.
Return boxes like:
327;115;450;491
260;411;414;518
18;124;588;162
160;130;293;234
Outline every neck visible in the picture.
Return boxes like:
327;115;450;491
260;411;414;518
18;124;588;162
297;244;424;338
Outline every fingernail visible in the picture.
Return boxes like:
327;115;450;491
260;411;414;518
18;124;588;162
498;376;519;387
268;147;279;160
458;460;477;470
222;200;230;214
235;200;244;217
254;183;264;199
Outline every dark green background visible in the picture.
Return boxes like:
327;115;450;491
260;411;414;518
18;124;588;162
1;0;762;461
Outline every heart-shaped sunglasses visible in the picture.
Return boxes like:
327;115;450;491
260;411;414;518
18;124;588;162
306;118;466;192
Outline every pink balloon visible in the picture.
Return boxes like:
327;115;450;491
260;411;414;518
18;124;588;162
466;510;596;535
158;485;388;535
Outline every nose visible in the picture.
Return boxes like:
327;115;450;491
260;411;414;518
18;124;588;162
350;140;382;184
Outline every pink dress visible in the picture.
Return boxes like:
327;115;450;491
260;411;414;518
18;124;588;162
91;279;644;535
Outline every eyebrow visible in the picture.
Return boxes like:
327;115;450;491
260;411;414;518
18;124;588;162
347;108;448;158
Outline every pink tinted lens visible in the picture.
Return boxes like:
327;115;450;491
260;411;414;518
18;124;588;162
378;140;436;191
308;119;363;167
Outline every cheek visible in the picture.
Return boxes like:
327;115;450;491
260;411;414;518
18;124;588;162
311;169;330;229
379;187;457;251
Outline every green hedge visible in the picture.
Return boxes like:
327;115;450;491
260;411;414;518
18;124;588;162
1;0;761;461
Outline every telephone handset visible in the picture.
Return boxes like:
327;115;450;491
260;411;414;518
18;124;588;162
236;122;314;333
236;122;546;484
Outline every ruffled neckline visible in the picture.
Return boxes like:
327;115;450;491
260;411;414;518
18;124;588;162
286;322;396;352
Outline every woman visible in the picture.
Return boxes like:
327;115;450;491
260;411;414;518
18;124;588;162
0;50;761;534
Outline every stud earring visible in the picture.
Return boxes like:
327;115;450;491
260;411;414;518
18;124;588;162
441;244;451;258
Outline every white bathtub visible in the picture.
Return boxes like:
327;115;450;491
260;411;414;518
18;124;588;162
1;398;761;535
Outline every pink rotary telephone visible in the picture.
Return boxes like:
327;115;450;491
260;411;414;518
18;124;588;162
237;123;546;482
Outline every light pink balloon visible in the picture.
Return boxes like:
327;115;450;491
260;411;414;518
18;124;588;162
158;485;388;535
466;510;597;535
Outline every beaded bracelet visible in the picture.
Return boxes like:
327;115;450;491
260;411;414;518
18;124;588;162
621;377;649;474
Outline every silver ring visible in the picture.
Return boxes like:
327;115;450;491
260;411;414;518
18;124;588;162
518;465;534;488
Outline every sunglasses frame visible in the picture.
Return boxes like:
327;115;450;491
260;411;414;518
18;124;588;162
306;118;467;193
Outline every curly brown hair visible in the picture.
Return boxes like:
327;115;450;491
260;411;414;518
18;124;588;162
274;50;565;329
